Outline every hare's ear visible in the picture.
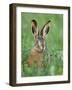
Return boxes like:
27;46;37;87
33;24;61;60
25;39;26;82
41;20;51;39
32;20;38;37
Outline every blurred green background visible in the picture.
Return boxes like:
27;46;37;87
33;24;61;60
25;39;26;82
21;12;63;77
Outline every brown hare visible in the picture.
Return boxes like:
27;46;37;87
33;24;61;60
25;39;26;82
28;20;51;67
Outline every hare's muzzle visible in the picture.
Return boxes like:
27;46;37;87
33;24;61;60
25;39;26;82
37;36;45;51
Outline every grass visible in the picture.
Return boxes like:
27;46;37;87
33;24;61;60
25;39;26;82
21;12;63;77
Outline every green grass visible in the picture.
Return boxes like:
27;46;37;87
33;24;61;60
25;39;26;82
21;12;63;77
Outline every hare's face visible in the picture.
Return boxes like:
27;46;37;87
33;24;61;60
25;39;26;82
35;35;45;51
32;20;51;52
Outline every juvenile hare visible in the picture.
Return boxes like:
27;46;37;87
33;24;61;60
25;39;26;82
28;20;51;67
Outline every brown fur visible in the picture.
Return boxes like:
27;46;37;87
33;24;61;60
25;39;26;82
28;47;43;67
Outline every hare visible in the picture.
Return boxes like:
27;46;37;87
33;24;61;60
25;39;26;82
28;19;51;67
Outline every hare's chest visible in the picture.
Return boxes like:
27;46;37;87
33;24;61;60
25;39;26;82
28;50;43;67
31;51;43;61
